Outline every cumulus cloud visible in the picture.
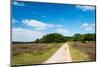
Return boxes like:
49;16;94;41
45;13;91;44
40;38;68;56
12;2;25;6
76;5;95;11
57;28;69;36
56;24;63;27
12;28;46;42
81;23;95;31
22;19;63;30
57;29;69;33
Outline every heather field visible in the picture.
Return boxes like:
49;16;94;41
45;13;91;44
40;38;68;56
68;42;96;62
12;43;63;65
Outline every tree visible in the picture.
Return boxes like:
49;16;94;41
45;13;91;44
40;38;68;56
83;33;96;41
40;33;67;43
64;36;73;41
73;33;83;41
34;33;96;43
35;39;40;43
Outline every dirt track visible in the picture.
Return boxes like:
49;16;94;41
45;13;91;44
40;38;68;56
44;43;72;64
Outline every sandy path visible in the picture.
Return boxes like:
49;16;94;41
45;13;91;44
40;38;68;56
44;43;72;64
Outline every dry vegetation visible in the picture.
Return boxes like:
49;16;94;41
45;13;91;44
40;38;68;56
12;43;63;65
68;42;96;62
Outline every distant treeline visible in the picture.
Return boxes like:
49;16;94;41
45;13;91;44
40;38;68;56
12;33;96;44
34;33;96;43
12;42;33;44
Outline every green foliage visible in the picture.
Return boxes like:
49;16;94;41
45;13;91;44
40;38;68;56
35;39;40;43
64;36;73;41
83;34;96;41
35;33;67;43
34;33;95;43
73;33;96;42
73;34;83;41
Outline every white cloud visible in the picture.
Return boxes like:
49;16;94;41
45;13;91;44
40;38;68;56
57;29;69;33
56;24;63;27
22;19;47;27
12;28;46;42
22;19;63;30
81;23;95;31
57;28;69;36
22;19;47;30
12;2;25;6
76;5;95;11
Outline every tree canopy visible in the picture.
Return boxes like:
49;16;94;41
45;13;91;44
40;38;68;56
39;33;67;43
34;33;96;43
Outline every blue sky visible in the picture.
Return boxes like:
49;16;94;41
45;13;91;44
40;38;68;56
12;1;96;42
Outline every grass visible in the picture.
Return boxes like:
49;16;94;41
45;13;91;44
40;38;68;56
68;42;96;62
12;43;63;66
